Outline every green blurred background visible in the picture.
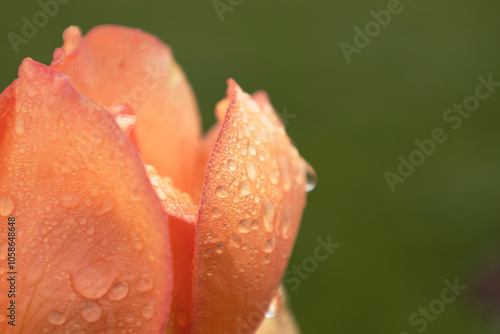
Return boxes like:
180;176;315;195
1;0;500;333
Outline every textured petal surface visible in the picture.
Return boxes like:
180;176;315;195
51;25;201;195
0;59;172;333
191;80;308;333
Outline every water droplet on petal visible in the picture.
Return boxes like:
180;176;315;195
47;311;68;326
71;260;116;299
94;199;115;216
262;199;275;232
265;293;282;318
135;274;154;293
60;191;80;208
239;182;252;196
305;161;317;192
216;186;229;198
211;208;222;218
263;236;276;253
81;301;102;323
281;205;293;239
228;159;237;171
0;193;15;216
252;219;260;230
245;161;256;181
107;281;130;301
14;114;25;135
216;242;226;253
278;154;292;192
238;219;251;233
141;301;155;320
230;233;242;248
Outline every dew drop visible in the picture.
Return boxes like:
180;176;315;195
278;154;292;192
81;301;102;323
266;294;282;318
239;182;252;196
263;236;276;253
211;208;222;218
252;219;260;230
71;260;115;299
207;268;214;276
281;205;293;239
60;191;80;209
135;274;154;293
230;233;242;248
142;301;155;320
245;161;256;181
253;193;261;203
207;229;218;243
248;142;257;156
228;159;237;171
262;199;275;232
107;281;130;301
238;219;251;233
216;242;226;253
216;186;229;198
305;161;317;192
94;199;115;216
85;225;95;236
0;193;15;217
14;114;25;135
130;230;144;251
47;311;68;326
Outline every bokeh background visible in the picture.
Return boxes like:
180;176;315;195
1;0;500;333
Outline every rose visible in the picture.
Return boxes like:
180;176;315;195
0;25;313;333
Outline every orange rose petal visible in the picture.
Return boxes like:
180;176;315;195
144;165;197;333
51;25;201;195
191;80;308;333
0;59;172;333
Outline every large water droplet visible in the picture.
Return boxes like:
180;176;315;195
14;114;25;135
211;208;222;218
0;193;15;216
263;236;276;253
130;230;144;251
228;159;237;171
107;281;130;301
94;199;115;216
239;182;252;196
216;186;229;198
238;219;251;233
230;233;242;248
281;205;293;239
245;161;256;181
60;191;80;209
216;242;226;253
47;311;68;326
305;161;317;192
141;301;155;320
135;274;154;293
71;260;115;299
278;154;292;192
265;293;282;318
262;199;275;232
80;301;102;323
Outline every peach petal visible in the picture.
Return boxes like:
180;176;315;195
191;79;308;333
51;25;201;195
0;59;172;333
